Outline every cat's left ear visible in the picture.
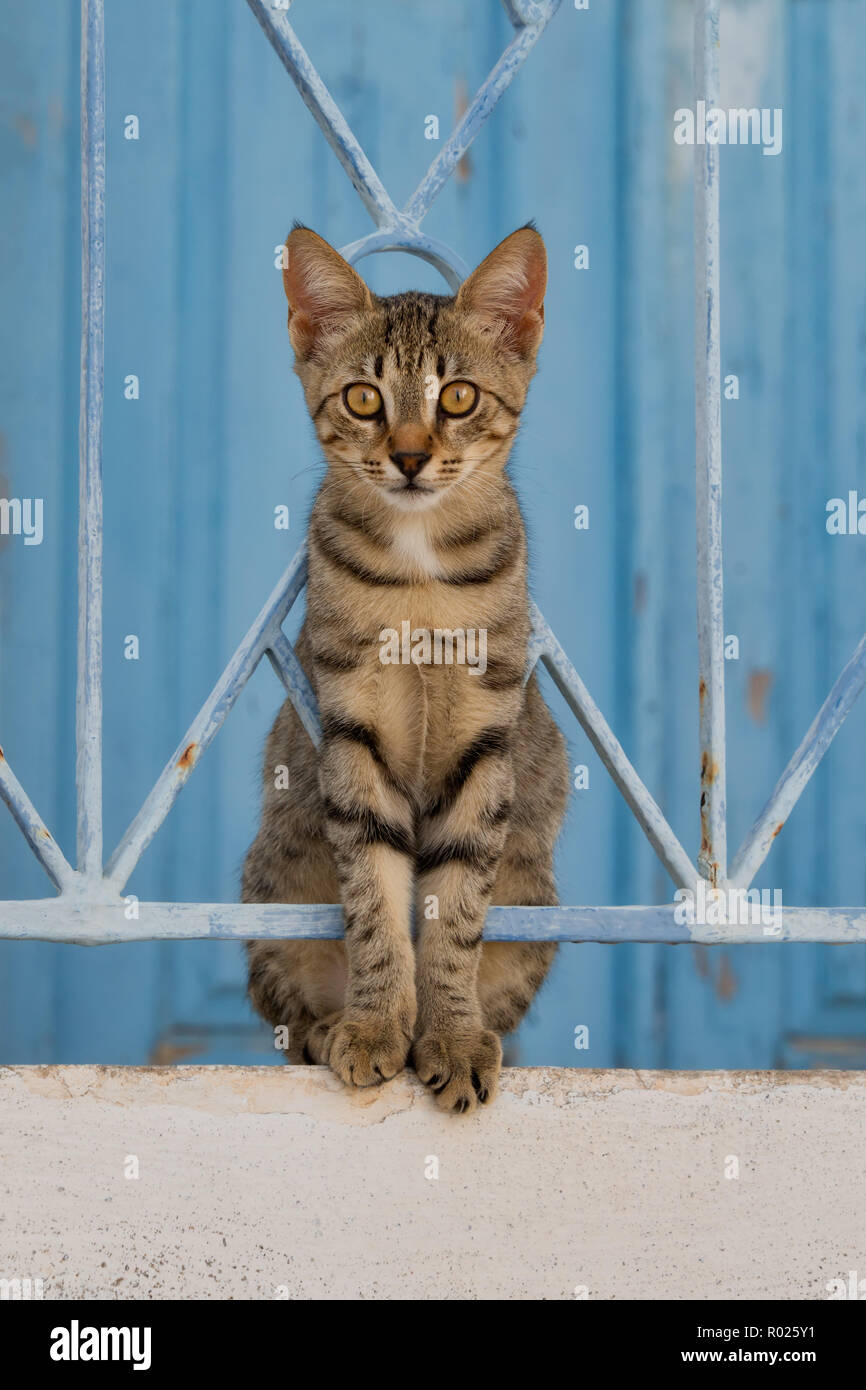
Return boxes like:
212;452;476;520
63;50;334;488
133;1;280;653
456;225;546;359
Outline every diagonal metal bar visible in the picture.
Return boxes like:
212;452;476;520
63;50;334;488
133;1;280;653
403;1;562;225
501;0;553;26
266;628;322;748
104;546;309;893
0;750;77;892
247;0;562;250
729;629;866;889
530;604;697;891
77;0;105;880
524;613;549;681
244;0;403;230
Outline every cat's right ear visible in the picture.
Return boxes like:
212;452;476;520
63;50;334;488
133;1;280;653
282;227;371;359
456;225;546;360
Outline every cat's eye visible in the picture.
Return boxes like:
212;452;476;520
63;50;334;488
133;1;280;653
344;383;383;418
439;381;477;417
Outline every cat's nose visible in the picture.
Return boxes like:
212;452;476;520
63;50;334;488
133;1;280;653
390;450;431;478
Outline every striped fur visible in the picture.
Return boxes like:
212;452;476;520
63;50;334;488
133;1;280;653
244;226;569;1113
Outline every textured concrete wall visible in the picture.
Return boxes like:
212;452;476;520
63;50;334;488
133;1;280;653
0;1066;864;1300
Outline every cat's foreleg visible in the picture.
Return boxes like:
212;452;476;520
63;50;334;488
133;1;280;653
412;737;515;1113
316;724;418;1087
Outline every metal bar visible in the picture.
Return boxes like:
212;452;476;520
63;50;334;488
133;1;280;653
0;751;77;892
244;0;403;231
104;546;309;892
501;0;552;27
730;629;866;889
338;229;469;293
532;604;697;890
403;5;562;226
693;0;727;886
76;0;105;880
266;630;322;748
3;899;866;947
524;613;548;681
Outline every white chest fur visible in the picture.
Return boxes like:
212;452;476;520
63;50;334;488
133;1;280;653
390;516;440;579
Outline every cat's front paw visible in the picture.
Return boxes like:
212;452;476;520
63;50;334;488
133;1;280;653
325;1015;412;1088
412;1027;502;1114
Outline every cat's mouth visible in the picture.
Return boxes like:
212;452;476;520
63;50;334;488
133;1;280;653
389;480;435;498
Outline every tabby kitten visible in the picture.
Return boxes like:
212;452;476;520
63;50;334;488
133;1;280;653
243;224;568;1113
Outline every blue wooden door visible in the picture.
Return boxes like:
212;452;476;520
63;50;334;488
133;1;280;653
1;0;865;1068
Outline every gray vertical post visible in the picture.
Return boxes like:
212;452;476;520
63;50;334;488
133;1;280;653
77;0;105;879
694;0;727;886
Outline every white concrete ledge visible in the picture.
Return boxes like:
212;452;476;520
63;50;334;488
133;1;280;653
0;1065;864;1300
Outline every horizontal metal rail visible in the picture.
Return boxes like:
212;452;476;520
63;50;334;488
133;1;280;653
2;901;865;948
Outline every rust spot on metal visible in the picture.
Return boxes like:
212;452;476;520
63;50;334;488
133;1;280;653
699;678;707;704
747;668;774;724
700;751;718;785
39;828;52;840
698;829;719;885
0;745;4;760
771;822;784;840
177;742;198;771
700;789;711;865
699;746;720;881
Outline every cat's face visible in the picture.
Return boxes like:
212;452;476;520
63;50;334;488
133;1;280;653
282;226;546;514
